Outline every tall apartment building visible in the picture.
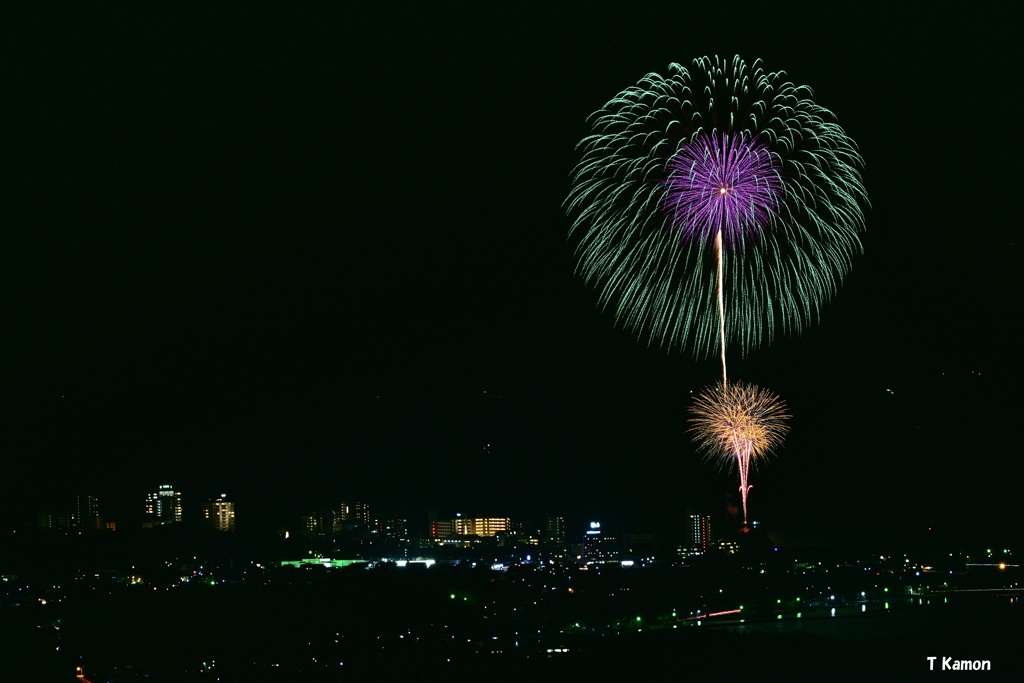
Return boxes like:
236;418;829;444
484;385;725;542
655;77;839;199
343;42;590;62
429;514;457;539
72;494;102;531
144;484;182;527
337;501;371;529
202;495;236;532
581;521;619;562
375;517;410;542
689;512;713;554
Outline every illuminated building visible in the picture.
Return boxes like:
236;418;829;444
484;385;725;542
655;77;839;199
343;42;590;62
280;557;367;569
429;514;510;540
37;511;72;531
540;515;569;559
300;512;326;535
72;494;102;531
144;484;182;527
454;516;510;537
300;508;338;535
581;521;619;563
298;501;372;537
202;495;236;532
717;540;739;554
375;517;410;542
429;514;457;539
335;500;371;533
690;512;713;554
543;515;566;544
38;493;104;532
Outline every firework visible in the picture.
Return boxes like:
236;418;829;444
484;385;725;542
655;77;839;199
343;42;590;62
688;380;790;524
566;55;868;370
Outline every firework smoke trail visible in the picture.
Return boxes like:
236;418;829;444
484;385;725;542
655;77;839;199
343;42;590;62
566;55;868;362
689;381;790;524
715;229;726;382
674;131;783;382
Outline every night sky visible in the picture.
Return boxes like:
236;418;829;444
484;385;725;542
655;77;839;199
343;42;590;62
3;3;1022;545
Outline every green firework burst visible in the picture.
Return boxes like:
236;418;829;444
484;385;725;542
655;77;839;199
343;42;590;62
565;55;869;358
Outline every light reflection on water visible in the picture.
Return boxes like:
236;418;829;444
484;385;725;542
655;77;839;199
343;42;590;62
719;594;1020;640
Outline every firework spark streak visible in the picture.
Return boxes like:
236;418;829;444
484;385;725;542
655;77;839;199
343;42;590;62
566;55;868;361
662;131;783;246
689;381;790;524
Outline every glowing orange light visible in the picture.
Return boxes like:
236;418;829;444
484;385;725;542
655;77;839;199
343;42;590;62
681;608;742;621
689;380;790;523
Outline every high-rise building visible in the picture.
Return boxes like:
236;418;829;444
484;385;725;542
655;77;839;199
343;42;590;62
202;495;236;532
144;484;182;527
429;514;457;539
39;494;104;532
376;517;410;542
543;515;567;543
689;512;713;554
337;501;371;527
300;511;326;535
72;494;102;531
539;514;569;559
328;500;371;536
581;521;619;562
37;511;73;531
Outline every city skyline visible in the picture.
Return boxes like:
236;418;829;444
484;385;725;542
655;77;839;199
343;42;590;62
3;4;1022;551
27;482;696;541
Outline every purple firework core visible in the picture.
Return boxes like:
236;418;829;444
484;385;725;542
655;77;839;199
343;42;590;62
662;132;782;246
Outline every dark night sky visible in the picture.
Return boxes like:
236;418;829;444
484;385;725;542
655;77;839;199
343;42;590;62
2;3;1021;544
